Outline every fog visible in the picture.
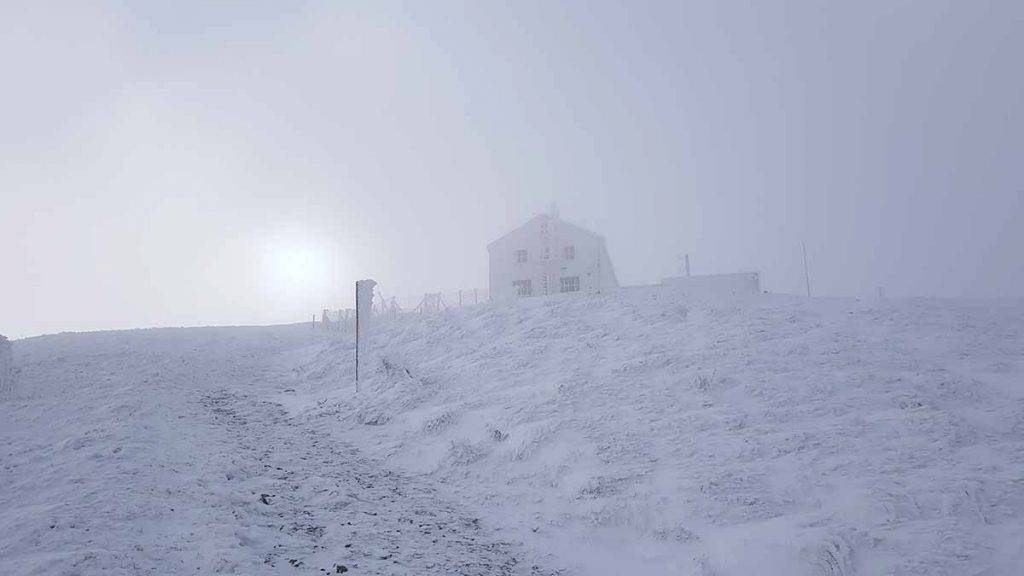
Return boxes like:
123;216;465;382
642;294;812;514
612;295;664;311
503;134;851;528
2;0;1022;338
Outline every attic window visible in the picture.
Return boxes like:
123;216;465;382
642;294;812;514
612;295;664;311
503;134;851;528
515;249;528;263
564;245;575;260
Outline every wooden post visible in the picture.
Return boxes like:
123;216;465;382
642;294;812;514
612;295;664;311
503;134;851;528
0;335;12;393
355;279;377;391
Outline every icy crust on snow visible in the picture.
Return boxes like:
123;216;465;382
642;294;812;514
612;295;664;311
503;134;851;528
288;291;1024;575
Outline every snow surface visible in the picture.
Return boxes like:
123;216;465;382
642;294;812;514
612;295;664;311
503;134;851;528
1;327;560;575
3;290;1023;575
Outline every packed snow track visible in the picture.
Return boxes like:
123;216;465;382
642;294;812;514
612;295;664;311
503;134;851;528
0;326;561;575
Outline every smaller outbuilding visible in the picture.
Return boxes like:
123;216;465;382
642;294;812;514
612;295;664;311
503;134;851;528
488;211;618;300
661;272;761;297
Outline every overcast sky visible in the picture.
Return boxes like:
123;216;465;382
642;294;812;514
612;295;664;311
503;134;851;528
2;0;1022;338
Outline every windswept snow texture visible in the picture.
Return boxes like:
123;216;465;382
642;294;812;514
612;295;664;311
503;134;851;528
2;292;1023;575
284;291;1024;575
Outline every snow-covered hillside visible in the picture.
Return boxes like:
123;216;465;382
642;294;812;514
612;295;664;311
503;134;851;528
2;290;1023;575
285;290;1024;575
0;327;561;575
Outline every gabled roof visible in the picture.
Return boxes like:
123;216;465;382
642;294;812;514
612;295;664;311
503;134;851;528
487;214;605;251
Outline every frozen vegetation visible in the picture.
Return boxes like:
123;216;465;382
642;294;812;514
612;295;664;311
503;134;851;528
2;289;1023;575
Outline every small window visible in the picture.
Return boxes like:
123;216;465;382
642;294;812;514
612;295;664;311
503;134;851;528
560;276;580;293
563;245;575;260
515;249;528;263
513;279;533;297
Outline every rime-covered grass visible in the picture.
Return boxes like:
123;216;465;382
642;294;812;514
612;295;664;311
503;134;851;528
288;290;1024;575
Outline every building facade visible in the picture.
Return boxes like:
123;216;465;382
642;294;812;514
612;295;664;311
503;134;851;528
488;213;618;300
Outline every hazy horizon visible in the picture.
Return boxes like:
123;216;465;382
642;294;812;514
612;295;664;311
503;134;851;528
3;0;1023;339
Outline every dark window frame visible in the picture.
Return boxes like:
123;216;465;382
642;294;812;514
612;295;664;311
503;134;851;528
560;276;580;293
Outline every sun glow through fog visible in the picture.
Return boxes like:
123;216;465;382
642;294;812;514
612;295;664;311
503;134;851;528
261;237;334;297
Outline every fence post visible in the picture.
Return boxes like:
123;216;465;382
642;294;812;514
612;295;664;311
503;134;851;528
0;335;11;394
355;279;377;390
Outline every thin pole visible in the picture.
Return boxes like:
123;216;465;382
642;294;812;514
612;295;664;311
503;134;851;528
802;242;812;298
355;283;360;391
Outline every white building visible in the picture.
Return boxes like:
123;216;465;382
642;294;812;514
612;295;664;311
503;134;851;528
488;212;618;300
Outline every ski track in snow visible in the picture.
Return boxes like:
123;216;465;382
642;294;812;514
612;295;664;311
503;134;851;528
0;327;562;575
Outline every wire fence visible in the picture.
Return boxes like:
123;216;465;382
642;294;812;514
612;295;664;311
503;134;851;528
312;287;490;332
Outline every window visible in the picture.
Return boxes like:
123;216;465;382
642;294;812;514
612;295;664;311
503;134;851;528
515;249;528;263
513;279;533;297
563;245;575;260
560;276;580;293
